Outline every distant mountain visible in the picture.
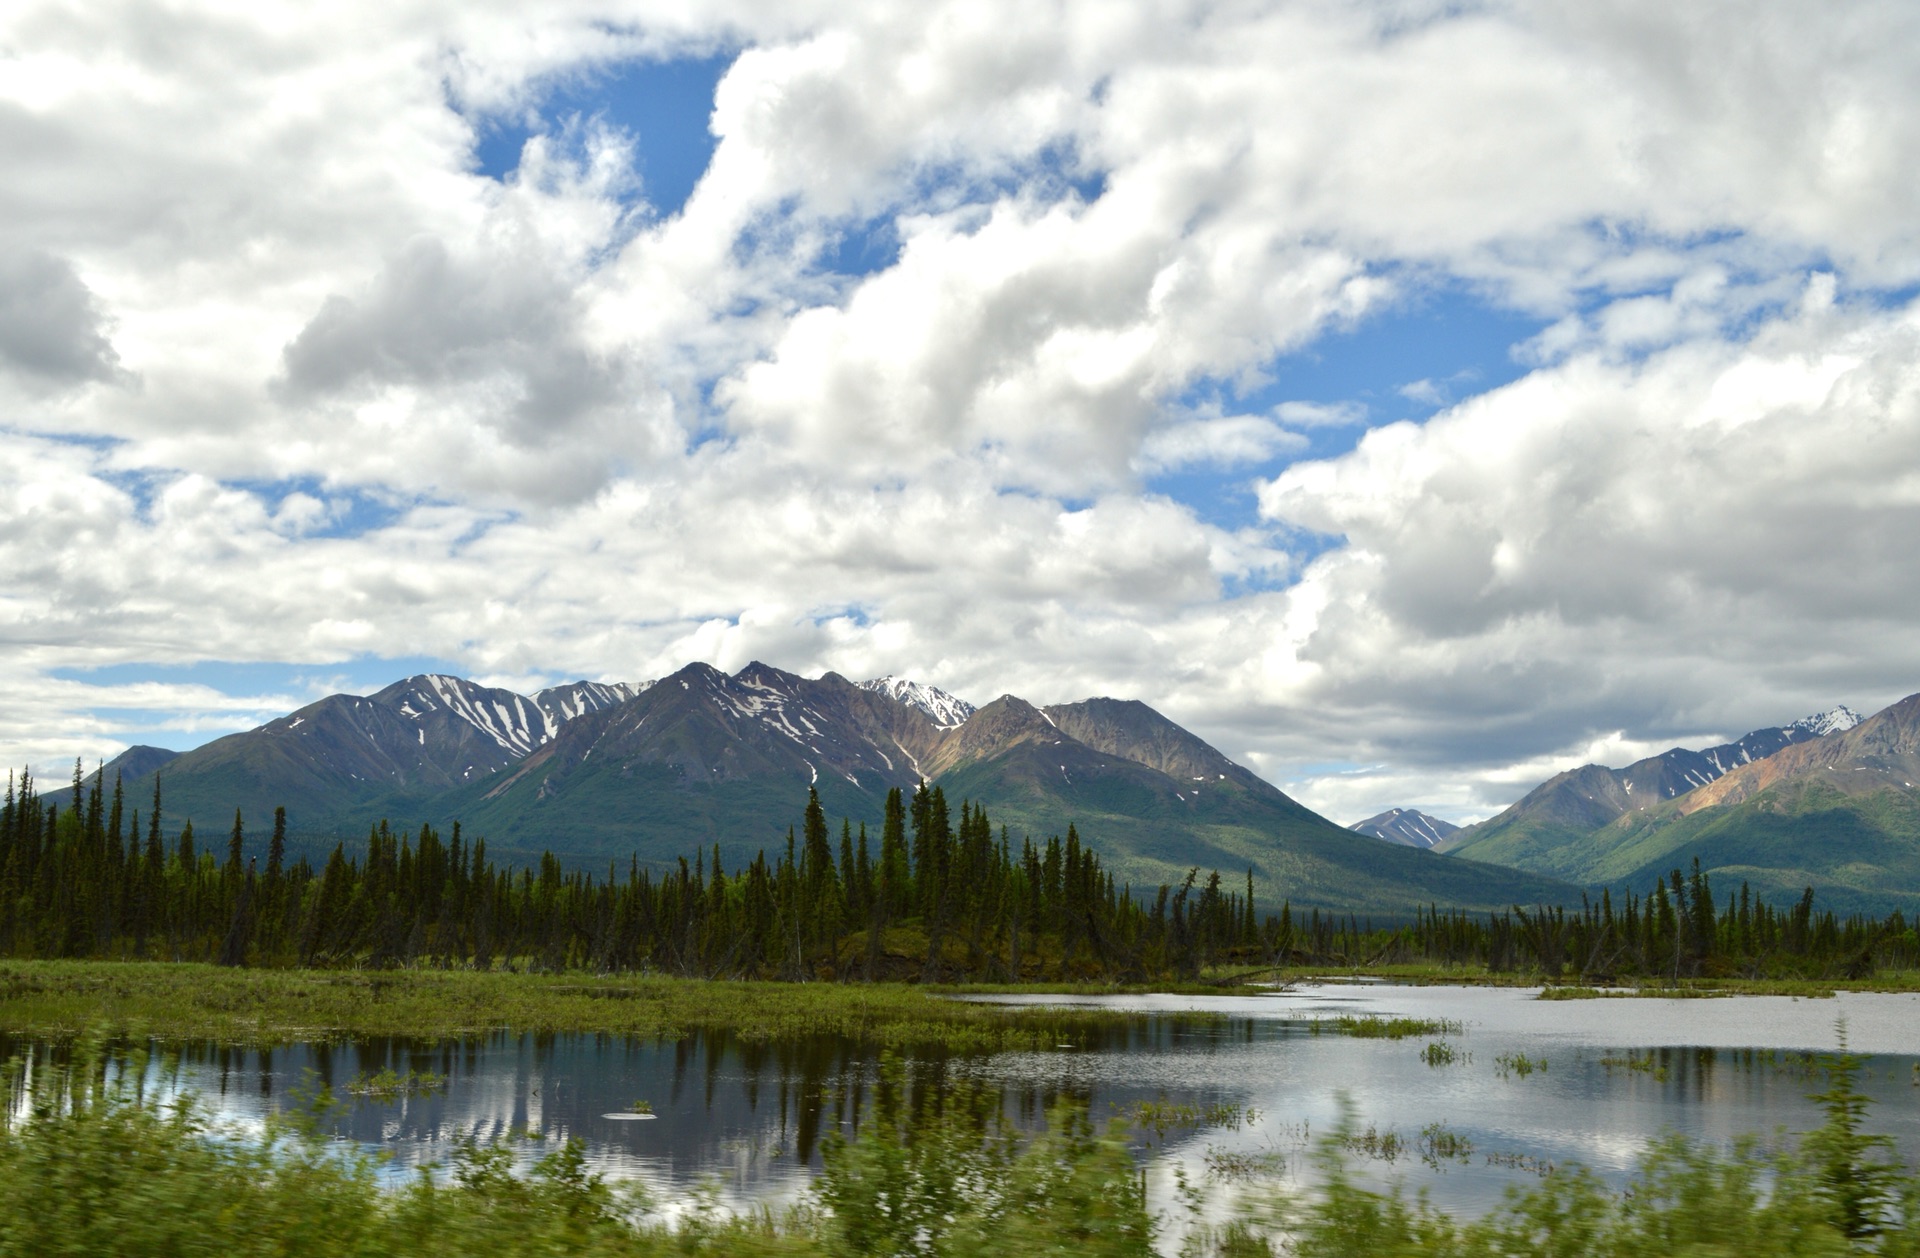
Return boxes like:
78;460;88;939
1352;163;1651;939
1669;699;1915;812
1439;707;1861;876
100;744;179;784
1350;808;1460;849
115;662;1578;913
926;694;1566;913
124;674;640;834
1039;697;1270;791
1565;694;1920;914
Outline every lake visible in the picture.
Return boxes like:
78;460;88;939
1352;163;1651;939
8;983;1918;1228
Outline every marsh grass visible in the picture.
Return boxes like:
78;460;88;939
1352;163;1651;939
1258;966;1920;996
345;1067;445;1099
0;961;1143;1053
1493;1052;1547;1080
1535;975;1920;999
1325;1014;1463;1040
1479;1149;1557;1178
1332;1121;1474;1172
1203;1122;1313;1183
1116;1097;1258;1141
1599;1051;1670;1082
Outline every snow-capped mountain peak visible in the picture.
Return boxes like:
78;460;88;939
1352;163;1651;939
1349;807;1461;849
1787;706;1863;738
860;676;976;728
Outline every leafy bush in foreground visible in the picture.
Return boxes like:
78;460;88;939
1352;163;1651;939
0;1048;1913;1256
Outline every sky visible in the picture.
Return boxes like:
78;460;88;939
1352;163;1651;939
5;0;1920;825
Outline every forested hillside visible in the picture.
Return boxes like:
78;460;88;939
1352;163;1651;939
5;763;1913;983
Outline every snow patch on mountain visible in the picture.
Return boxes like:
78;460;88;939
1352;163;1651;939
381;675;547;755
1349;807;1461;849
724;663;836;744
860;676;977;728
1788;706;1863;738
534;680;651;731
378;674;649;758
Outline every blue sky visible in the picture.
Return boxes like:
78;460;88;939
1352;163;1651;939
1153;288;1551;531
472;53;732;219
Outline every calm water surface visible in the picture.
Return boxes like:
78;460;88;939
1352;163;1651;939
10;983;1918;1224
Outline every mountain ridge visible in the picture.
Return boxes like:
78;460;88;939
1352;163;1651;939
1439;706;1861;873
107;662;1578;913
1442;698;1920;914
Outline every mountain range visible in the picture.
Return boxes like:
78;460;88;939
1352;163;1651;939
105;664;1920;915
105;663;1574;915
1437;707;1860;868
1434;702;1920;914
1556;696;1920;915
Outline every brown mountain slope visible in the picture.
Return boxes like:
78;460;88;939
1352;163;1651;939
1676;692;1920;814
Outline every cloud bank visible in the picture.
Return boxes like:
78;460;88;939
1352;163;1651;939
5;0;1920;823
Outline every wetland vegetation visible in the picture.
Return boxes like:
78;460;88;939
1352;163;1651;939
6;766;1918;987
2;1034;1916;1256
0;961;1142;1051
9;767;1920;1253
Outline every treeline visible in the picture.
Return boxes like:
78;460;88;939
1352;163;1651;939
1285;864;1920;979
0;764;1260;981
4;762;1917;980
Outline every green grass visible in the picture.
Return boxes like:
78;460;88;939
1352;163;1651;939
1323;1014;1462;1040
1535;973;1920;999
1213;965;1920;996
0;961;1144;1053
1493;1052;1547;1079
1243;963;1553;987
344;1067;445;1099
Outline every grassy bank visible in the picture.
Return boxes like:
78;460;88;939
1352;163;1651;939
1203;963;1920;997
9;961;1917;1053
0;961;1144;1051
1535;975;1920;999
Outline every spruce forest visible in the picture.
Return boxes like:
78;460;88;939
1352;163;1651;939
3;762;1917;981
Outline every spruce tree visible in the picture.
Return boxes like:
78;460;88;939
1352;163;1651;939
267;807;286;882
227;810;246;883
880;787;909;918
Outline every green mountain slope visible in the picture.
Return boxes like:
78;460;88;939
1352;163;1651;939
1584;778;1920;916
436;685;1580;911
1451;693;1920;914
1437;765;1638;880
932;697;1577;914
